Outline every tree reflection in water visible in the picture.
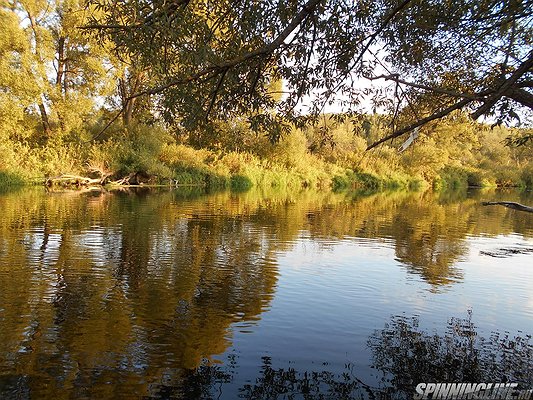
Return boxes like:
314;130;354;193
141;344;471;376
146;312;532;400
1;188;532;398
368;312;533;398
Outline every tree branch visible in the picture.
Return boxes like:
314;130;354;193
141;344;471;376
366;98;473;150
365;74;483;100
354;0;412;68
316;0;413;115
471;50;533;119
81;0;192;30
129;0;325;100
205;67;228;121
517;80;533;88
90;102;129;141
504;87;533;110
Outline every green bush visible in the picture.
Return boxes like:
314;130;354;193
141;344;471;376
519;166;533;189
230;175;253;191
494;169;521;187
466;169;483;187
436;166;468;189
0;171;25;190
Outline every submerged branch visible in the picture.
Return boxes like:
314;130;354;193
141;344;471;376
481;201;533;213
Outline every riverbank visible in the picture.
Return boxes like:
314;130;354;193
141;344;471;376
1;122;532;192
1;142;531;193
0;139;422;191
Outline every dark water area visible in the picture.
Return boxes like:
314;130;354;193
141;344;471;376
0;187;532;399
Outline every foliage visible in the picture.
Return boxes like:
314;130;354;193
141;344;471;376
0;171;25;191
1;111;531;190
83;0;532;148
0;1;532;191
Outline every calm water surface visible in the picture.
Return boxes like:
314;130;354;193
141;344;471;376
0;187;532;399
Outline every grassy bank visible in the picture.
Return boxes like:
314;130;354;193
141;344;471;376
434;165;533;191
1;141;530;193
0;143;421;192
1;119;531;192
0;172;26;192
0;125;421;191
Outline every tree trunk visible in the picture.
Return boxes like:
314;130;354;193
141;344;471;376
56;36;66;131
123;97;136;126
29;11;52;137
38;101;51;136
56;36;65;90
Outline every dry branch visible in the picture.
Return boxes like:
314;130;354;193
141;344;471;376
45;174;103;187
481;201;533;213
45;173;142;188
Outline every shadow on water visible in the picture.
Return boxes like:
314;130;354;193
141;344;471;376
0;187;532;398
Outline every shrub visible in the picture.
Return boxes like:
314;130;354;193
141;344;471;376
230;175;253;191
519;166;533;189
0;171;25;190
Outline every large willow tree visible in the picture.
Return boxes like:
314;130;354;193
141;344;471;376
86;0;533;147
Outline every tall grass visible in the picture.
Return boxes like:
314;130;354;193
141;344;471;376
0;119;530;193
0;171;25;191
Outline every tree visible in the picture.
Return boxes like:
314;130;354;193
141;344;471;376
0;1;47;137
84;0;533;147
1;0;116;140
362;0;533;148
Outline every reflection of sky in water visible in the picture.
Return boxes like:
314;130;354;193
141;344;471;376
0;188;532;398
223;232;533;389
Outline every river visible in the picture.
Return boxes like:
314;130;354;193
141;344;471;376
0;187;532;399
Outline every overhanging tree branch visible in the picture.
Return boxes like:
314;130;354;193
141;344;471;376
81;0;191;30
366;51;533;151
504;87;533;110
130;0;325;100
366;98;473;150
365;74;484;100
84;0;533;146
87;0;325;139
316;0;413;114
471;50;533;120
205;67;228;121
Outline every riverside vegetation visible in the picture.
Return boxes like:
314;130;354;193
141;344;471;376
1;113;532;193
0;2;532;193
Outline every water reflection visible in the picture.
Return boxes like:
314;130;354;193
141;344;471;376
127;313;533;400
368;312;533;397
0;188;282;397
0;187;532;398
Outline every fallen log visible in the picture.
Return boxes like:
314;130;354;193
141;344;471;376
45;172;153;188
45;174;103;187
481;201;533;213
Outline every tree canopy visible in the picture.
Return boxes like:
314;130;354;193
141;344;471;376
84;0;533;146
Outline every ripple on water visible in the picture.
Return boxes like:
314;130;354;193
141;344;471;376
0;188;532;399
